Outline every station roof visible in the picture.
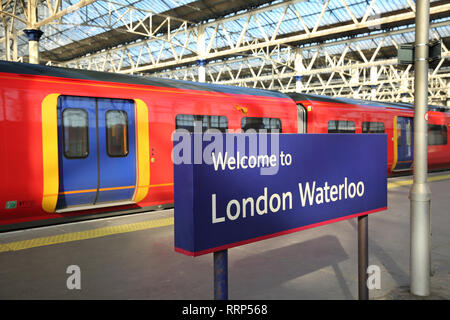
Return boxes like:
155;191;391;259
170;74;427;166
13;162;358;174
2;0;448;67
1;0;449;107
40;0;276;62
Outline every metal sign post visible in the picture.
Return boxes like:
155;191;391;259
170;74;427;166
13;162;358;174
409;0;431;297
214;250;228;300
358;215;369;300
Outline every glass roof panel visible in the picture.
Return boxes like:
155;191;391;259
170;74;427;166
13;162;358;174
0;0;449;66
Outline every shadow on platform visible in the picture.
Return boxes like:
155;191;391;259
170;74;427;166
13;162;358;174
230;235;351;299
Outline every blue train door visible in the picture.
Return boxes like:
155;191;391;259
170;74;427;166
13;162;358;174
393;116;413;172
57;96;136;210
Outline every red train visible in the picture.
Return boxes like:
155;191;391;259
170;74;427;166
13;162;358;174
0;61;449;230
289;93;450;173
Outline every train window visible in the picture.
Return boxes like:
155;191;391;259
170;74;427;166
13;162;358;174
241;117;282;133
428;124;448;146
397;123;402;147
106;110;129;157
207;116;229;133
175;114;228;133
297;104;307;133
406;121;412;146
362;122;385;134
328;120;355;133
62;108;89;159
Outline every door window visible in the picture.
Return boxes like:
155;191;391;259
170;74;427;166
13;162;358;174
106;110;129;157
62;108;89;159
405;121;412;146
397;123;402;146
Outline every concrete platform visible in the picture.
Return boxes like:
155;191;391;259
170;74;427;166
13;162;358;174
0;172;449;300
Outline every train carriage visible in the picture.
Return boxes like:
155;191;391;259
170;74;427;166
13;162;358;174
288;92;450;174
0;61;296;228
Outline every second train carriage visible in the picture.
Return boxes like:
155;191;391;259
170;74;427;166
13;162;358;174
288;93;450;174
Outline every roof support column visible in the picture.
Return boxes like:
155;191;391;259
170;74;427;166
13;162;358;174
24;29;43;64
12;26;18;61
350;68;360;99
294;76;303;93
401;74;410;102
25;0;42;64
370;66;378;101
197;59;207;83
447;82;450;107
294;50;304;93
196;25;207;83
0;0;11;61
3;24;10;60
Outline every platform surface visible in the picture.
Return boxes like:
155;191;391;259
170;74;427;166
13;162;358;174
0;172;449;300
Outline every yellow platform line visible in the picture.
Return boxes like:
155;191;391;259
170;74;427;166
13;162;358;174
0;217;174;253
1;173;449;253
387;173;450;189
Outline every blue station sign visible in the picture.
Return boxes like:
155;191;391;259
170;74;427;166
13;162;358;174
174;133;387;256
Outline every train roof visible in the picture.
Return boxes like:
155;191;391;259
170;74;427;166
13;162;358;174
0;60;289;100
287;92;450;113
287;92;408;109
